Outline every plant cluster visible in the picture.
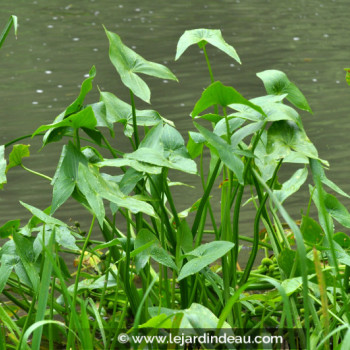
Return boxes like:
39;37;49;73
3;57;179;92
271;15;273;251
1;18;350;350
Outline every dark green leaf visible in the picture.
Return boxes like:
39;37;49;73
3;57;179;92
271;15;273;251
6;144;30;171
0;220;20;238
175;28;240;63
257;70;312;113
324;193;350;228
104;28;177;103
300;215;324;245
192;81;265;117
334;232;350;249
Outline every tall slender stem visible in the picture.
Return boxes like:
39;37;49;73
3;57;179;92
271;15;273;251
129;89;140;148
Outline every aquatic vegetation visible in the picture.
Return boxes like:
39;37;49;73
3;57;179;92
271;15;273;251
1;23;350;349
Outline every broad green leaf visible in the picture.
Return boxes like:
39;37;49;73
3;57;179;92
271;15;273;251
324;193;350;228
334;232;350;249
13;231;40;292
78;163;156;225
0;219;20;238
175;28;241;63
230;121;264;147
139;122;164;149
192;81;265;117
6;144;30;171
51;142;87;213
257;70;312;113
98;158;161;175
149;303;230;329
274;167;308;203
100;92;172;137
267;121;319;160
194;122;244;184
134;229;177;272
139;314;173;329
332;240;350;266
32;106;97;136
178;241;234;281
88;101;113;131
281;277;302;296
41;66;96;145
20;202;67;228
126;147;197;174
104;27;177;103
300;215;324;245
0;15;18;49
213;117;245;137
0;145;6;188
187;132;205;159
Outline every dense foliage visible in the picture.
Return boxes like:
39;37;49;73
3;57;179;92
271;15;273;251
1;17;350;349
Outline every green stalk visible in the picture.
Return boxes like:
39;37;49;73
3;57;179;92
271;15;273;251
21;165;52;182
129;89;140;148
202;45;215;84
240;159;282;285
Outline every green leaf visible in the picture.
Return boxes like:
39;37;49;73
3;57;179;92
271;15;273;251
213;117;245;137
334;232;350;249
187;132;204;159
324;193;350;228
274;167;308;203
134;229;177;272
126;147;197;174
175;28;241;63
281;277;302;296
6;144;30;171
32;106;97;136
192;81;265;117
100;92;172;137
98;158;161;175
194;122;244;184
40;66;96;145
139;314;173;329
257;70;312;113
178;241;234;281
13;231;40;293
104;27;177;103
0;219;20;238
0;15;18;49
20;202;67;228
51;142;87;213
300;215;324;245
267;121;319;160
0;145;6;189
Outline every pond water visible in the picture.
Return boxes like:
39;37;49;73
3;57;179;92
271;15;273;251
1;0;350;249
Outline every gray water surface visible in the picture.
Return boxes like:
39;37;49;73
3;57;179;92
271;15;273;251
1;0;350;246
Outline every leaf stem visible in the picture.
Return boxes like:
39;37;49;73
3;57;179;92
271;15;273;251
129;89;140;148
21;164;52;182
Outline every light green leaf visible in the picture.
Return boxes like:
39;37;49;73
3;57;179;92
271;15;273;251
33;106;97;136
6;144;30;171
100;92;172;137
0;145;6;188
97;158;161;175
139;314;173;329
178;241;234;281
0;15;18;49
257;70;312;113
213;117;245;137
175;28;240;63
104;27;177;103
274;167;308;203
20;202;67;228
194;122;244;184
267;121;319;160
281;277;302;296
192;81;265;117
